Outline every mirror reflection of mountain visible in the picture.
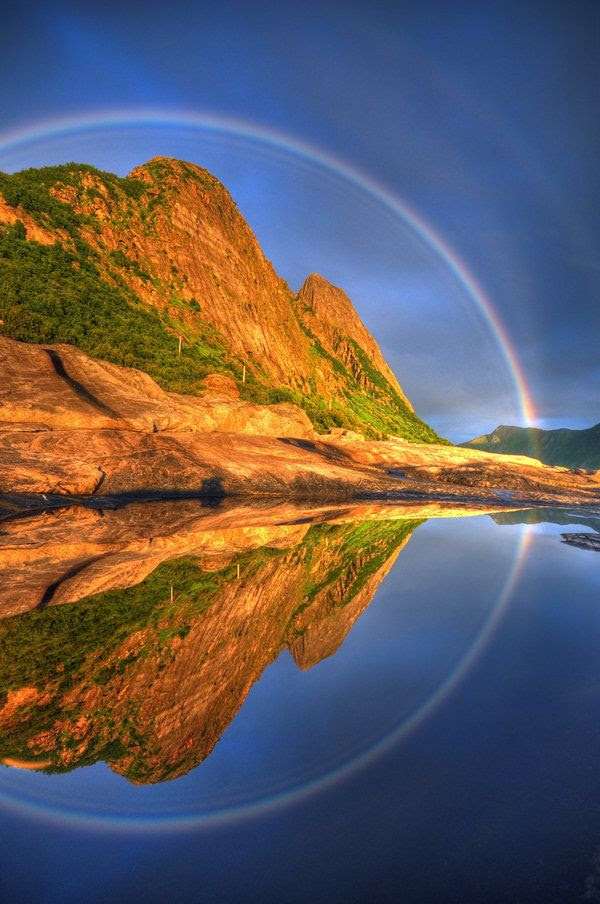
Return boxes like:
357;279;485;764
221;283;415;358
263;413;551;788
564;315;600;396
0;500;504;784
490;507;600;530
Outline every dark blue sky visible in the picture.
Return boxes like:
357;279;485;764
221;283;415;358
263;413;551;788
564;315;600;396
1;0;598;439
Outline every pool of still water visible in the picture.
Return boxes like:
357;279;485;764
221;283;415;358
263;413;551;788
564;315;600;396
1;511;600;903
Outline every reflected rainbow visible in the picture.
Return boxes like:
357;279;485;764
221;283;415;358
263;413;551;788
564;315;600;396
0;525;533;834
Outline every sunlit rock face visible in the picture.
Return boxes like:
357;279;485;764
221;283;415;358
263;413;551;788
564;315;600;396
295;273;414;411
0;334;315;437
1;338;599;506
0;158;441;442
0;502;429;783
1;161;599;509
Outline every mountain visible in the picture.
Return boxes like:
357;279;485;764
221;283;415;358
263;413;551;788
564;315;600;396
490;509;600;530
2;159;599;510
461;423;600;470
0;158;442;443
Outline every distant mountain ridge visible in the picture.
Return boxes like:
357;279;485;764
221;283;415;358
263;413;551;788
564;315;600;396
461;423;600;470
0;157;443;443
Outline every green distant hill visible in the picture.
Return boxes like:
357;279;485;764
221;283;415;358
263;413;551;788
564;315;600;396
461;423;600;470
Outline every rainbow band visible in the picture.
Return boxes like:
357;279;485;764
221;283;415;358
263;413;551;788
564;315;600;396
0;107;535;426
0;110;536;829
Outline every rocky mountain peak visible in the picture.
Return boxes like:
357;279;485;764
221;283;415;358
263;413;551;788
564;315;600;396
0;158;441;441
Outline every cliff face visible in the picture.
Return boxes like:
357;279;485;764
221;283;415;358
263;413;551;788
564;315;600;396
92;159;313;389
296;273;413;410
0;158;442;441
0;505;422;783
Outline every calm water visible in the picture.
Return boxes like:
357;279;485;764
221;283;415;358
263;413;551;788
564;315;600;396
1;504;600;903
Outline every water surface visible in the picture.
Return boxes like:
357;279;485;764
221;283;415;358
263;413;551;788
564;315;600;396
0;502;599;902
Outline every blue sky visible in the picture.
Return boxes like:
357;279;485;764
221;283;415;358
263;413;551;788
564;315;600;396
1;0;598;440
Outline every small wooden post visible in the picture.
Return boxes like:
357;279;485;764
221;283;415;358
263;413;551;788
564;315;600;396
237;563;240;580
170;584;174;604
178;335;182;357
242;365;246;384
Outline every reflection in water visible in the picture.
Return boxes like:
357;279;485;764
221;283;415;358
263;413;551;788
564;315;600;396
0;500;594;796
2;500;600;903
0;499;513;786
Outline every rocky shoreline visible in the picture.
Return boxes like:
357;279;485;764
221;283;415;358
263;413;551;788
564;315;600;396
1;335;599;516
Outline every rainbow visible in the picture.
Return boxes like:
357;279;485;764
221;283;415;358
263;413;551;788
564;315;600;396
0;110;537;830
0;107;536;425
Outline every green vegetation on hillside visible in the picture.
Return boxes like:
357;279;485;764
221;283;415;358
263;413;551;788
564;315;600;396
300;517;422;608
0;556;230;707
0;163;145;234
0;547;275;776
0;221;242;393
296;320;444;441
461;423;600;470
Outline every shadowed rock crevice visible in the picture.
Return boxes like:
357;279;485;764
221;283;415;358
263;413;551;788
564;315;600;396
199;476;226;506
37;553;111;610
44;348;119;419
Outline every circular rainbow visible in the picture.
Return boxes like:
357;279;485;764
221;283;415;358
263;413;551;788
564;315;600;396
0;109;536;830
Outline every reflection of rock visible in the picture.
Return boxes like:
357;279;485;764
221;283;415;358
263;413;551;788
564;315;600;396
289;528;413;670
0;500;311;618
0;508;423;783
0;498;516;619
0;498;595;784
561;532;600;552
